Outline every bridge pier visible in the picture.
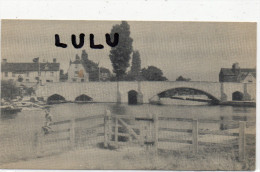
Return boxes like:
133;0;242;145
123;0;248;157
243;83;251;101
116;90;122;104
137;92;143;104
220;83;227;102
137;81;143;104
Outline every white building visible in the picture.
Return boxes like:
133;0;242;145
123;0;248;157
67;55;89;82
1;58;60;84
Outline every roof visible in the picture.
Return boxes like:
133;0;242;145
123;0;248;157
220;68;256;76
71;59;82;65
1;63;60;72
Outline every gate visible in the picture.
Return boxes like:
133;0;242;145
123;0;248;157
104;110;158;149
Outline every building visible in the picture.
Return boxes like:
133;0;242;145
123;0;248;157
219;63;256;83
1;58;60;84
67;55;89;82
99;67;111;81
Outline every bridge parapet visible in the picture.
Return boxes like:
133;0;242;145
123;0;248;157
35;81;255;103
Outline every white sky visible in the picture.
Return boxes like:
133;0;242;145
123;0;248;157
1;20;256;81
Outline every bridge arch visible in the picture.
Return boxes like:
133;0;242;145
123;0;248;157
75;94;93;102
47;94;66;104
128;90;138;105
156;87;220;104
232;91;244;101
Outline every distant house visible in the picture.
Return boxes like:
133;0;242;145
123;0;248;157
1;58;60;84
219;63;256;83
67;55;89;82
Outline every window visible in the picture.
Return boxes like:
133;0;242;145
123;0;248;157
74;71;79;77
46;80;53;82
26;72;29;77
12;72;15;77
5;72;8;77
50;72;54;76
81;79;84;82
72;78;77;82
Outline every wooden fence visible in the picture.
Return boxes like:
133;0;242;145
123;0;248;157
33;114;104;157
104;111;254;162
33;110;254;162
158;116;254;161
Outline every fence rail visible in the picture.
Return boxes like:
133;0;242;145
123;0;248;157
34;114;105;156
34;110;254;162
158;116;252;161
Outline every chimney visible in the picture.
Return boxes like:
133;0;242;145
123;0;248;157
53;58;57;63
2;59;7;64
232;62;240;75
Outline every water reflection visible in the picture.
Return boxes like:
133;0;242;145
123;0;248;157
109;104;127;115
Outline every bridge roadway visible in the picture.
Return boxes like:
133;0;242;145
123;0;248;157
35;81;256;104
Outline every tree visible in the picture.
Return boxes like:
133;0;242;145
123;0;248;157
81;49;88;64
176;75;191;81
60;70;68;82
80;50;111;81
109;21;133;80
80;50;98;81
130;50;141;79
141;66;168;81
1;80;20;100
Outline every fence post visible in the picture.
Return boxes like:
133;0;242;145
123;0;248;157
192;119;198;154
33;131;39;156
239;121;246;161
115;116;119;148
70;118;76;148
104;110;109;148
153;113;158;151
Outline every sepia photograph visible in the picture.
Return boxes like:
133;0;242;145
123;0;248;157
0;20;256;170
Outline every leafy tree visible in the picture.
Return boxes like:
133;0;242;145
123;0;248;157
130;50;141;80
176;75;191;81
109;21;133;80
81;49;88;63
80;50;110;81
1;80;20;100
141;66;168;81
60;70;68;81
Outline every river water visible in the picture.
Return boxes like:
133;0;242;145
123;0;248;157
0;103;256;164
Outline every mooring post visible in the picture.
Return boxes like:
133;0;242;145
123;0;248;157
192;119;198;154
239;121;246;161
115;116;119;148
70;118;76;148
153;113;158;152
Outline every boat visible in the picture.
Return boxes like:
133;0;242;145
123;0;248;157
160;98;210;106
158;95;213;106
1;105;22;114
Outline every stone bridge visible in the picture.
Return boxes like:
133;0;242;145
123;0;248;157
35;81;256;104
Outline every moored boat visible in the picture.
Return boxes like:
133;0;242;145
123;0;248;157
1;105;22;114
